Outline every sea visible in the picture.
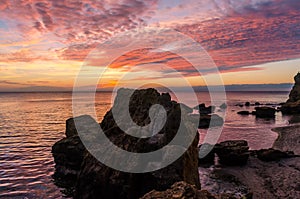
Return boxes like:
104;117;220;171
0;91;294;198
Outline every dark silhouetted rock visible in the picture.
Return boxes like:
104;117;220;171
253;148;295;162
194;104;216;115
237;111;251;115
281;73;300;114
255;107;275;118
254;102;261;106
73;88;200;199
245;102;250;107
140;181;239;199
197;114;224;129
215;140;249;166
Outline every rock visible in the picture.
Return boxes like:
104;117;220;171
198;143;215;165
237;111;251;115
140;181;238;199
253;148;295;162
245;102;250;107
288;115;300;124
251;111;256;115
255;107;275;118
194;104;216;115
254;102;261;106
74;88;200;199
281;73;300;114
220;103;227;109
65;115;97;138
198;114;224;129
214;140;249;166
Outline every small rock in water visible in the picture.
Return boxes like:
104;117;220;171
214;140;250;166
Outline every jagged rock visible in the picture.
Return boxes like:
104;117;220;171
73;88;200;199
255;107;275;118
253;148;295;162
197;114;224;129
237;111;251;115
140;181;239;199
281;73;300;114
194;103;216;115
215;140;249;166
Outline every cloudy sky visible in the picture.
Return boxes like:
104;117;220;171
0;0;299;91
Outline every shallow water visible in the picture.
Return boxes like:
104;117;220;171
0;91;292;198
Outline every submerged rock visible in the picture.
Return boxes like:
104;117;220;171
253;148;296;162
255;107;275;118
214;140;249;166
237;111;251;115
67;88;201;199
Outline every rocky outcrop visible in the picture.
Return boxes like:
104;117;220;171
281;72;300;114
65;88;201;199
194;103;216;115
140;181;240;199
214;140;250;166
255;107;275;118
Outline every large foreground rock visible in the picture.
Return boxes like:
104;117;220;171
69;88;201;199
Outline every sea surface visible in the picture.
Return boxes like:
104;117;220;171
0;91;293;198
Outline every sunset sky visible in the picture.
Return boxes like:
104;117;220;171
0;0;299;91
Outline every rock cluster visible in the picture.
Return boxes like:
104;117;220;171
281;72;300;114
140;181;240;199
52;88;201;199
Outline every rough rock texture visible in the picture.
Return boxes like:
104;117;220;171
214;140;249;166
140;181;239;199
74;88;200;199
255;107;275;118
281;73;300;114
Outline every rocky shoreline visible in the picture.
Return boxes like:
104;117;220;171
51;73;300;199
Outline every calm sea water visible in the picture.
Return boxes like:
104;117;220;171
0;91;292;198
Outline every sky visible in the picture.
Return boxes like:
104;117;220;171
0;0;299;91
